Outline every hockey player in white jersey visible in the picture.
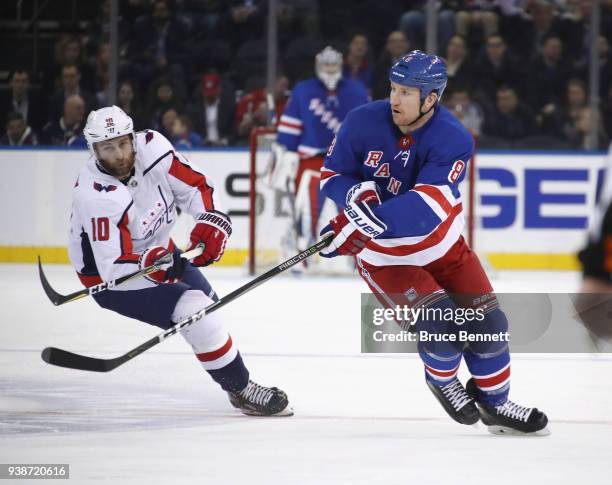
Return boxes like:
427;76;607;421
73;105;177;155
68;105;292;417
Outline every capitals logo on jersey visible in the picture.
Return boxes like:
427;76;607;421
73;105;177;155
93;182;117;193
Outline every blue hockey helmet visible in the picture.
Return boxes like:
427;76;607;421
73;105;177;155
389;50;447;102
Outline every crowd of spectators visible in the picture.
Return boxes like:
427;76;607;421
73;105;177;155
1;0;611;150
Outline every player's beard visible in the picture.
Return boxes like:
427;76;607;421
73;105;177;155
102;151;135;180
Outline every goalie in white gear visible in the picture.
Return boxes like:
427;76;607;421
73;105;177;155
69;105;292;417
268;46;369;270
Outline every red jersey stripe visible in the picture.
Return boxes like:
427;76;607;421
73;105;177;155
196;336;234;362
279;120;302;129
413;185;453;216
114;203;140;264
474;365;511;388
425;363;460;378
320;169;338;181
77;272;103;287
366;203;463;256
169;155;214;211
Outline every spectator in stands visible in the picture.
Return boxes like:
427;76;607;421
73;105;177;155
342;33;373;91
146;78;183;131
234;74;290;140
92;43;111;107
0;70;45;132
129;0;190;98
277;0;320;43
234;81;269;141
271;74;290;124
372;31;409;100
186;72;235;146
116;81;147;131
85;0;130;58
41;95;87;147
446;86;484;136
574;34;612;98
474;34;524;106
398;1;456;53
159;107;180;141
540;78;588;142
0;112;38;146
48;65;97;123
572;106;609;150
526;34;571;110
227;0;265;50
482;85;538;141
43;35;95;94
444;34;476;92
455;0;499;48
172;114;203;149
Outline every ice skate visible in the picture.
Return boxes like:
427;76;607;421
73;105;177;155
426;378;480;425
228;380;293;417
466;378;550;436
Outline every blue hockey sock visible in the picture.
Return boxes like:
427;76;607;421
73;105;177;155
463;305;511;406
417;293;464;387
207;352;250;393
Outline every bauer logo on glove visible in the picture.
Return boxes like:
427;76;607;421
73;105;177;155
319;200;387;258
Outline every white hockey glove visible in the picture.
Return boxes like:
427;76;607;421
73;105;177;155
319;181;385;258
345;181;382;206
267;142;299;193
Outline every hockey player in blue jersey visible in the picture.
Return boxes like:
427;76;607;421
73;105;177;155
318;51;549;435
269;46;368;264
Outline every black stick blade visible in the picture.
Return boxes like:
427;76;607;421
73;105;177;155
41;347;113;372
37;256;63;306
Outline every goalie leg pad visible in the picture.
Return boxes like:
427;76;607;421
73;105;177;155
174;290;249;392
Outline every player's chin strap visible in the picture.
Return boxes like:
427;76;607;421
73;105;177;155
407;99;436;126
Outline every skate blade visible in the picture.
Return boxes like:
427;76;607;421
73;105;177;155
240;406;294;417
486;425;551;436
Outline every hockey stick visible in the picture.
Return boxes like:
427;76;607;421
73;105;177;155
38;246;204;306
41;235;333;372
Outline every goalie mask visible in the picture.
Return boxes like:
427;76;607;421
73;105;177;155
315;46;343;91
84;105;135;159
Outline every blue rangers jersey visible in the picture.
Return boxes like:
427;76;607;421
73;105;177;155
321;100;473;267
277;77;368;159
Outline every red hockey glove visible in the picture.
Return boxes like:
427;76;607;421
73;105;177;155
319;200;387;258
140;246;186;284
188;211;232;267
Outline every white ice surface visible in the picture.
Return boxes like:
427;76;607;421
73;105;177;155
1;265;610;484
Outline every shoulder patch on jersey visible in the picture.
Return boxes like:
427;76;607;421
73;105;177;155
145;131;154;143
93;182;117;193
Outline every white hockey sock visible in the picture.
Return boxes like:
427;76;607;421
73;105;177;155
173;290;238;370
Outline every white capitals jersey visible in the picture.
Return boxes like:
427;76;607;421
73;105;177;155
68;130;220;290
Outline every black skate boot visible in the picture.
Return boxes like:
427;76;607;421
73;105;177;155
426;378;480;425
466;378;550;436
228;380;293;417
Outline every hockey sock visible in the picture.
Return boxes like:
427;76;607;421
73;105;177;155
417;292;464;387
463;303;511;406
173;290;250;392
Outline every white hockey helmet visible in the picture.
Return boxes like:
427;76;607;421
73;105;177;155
315;46;343;91
84;105;135;157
